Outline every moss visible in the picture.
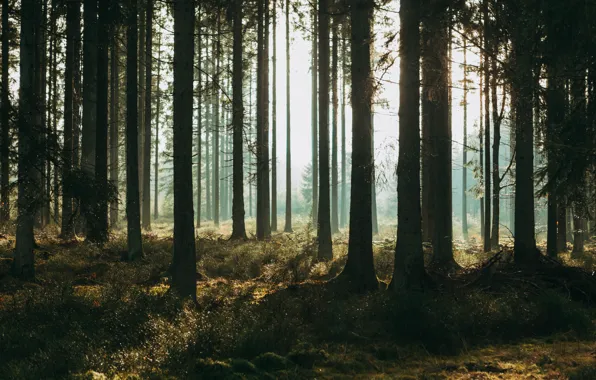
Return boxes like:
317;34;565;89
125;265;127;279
569;366;596;380
194;358;240;379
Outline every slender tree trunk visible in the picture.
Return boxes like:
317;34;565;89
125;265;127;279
0;0;9;222
82;0;98;232
392;0;425;290
263;1;271;237
14;0;38;279
61;0;78;239
256;0;271;239
557;205;567;251
311;4;318;224
317;0;332;260
340;0;377;290
462;38;468;241
51;3;59;222
195;8;201;227
142;0;153;230
340;29;347;229
482;0;491;252
213;16;220;227
284;0;292;233
331;16;339;234
271;0;277;232
40;0;49;227
88;0;109;243
126;0;143;261
109;27;120;228
248;65;253;219
154;31;162;220
490;39;501;250
231;0;246;240
479;74;484;239
138;5;145;214
545;7;564;257
172;0;197;300
571;63;587;255
205;36;211;221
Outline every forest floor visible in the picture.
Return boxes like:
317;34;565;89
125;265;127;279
0;219;595;379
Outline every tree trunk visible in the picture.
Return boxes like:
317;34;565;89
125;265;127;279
256;0;271;239
154;30;162;220
311;4;318;224
88;0;109;243
61;0;79;239
284;0;292;233
138;5;145;216
545;7;564;257
172;0;197;300
231;0;247;240
110;28;120;228
213;16;220;227
126;0;143;261
391;0;425;290
142;0;153;230
331;16;339;234
205;36;211;221
462;38;468;241
340;0;377;290
40;0;49;227
51;3;59;222
479;74;485;240
371;120;378;235
271;0;277;232
317;0;333;260
0;0;9;222
482;0;491;252
14;0;39;279
490;37;501;250
423;2;454;267
512;3;538;265
420;23;433;243
195;8;201;227
82;0;98;232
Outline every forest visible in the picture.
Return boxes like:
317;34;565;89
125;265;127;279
1;0;596;378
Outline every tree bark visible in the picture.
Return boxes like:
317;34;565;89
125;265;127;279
317;0;333;260
110;27;120;228
126;0;143;261
311;4;318;224
331;16;339;234
423;2;454;267
231;0;247;240
340;0;377;290
462;37;468;241
213;15;220;227
82;0;98;232
0;0;9;222
195;7;201;227
154;30;162;220
172;0;197;300
14;0;39;279
88;0;109;243
512;2;539;265
391;0;425;290
61;0;78;240
284;0;292;233
271;0;277;232
142;0;153;230
482;0;491;252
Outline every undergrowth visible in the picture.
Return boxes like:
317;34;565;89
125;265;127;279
0;222;594;379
